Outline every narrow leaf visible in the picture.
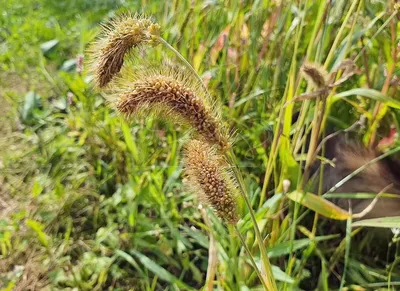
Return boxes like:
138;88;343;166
287;191;350;220
324;192;399;199
272;265;294;284
40;39;59;55
267;234;339;258
352;216;400;228
121;121;139;162
26;219;49;248
130;250;191;289
334;88;400;109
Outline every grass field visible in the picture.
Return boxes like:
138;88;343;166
1;0;400;290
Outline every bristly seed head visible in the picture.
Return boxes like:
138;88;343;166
114;67;230;150
183;140;238;224
88;13;161;88
302;63;328;88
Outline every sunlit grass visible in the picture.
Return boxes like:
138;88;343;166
0;0;399;290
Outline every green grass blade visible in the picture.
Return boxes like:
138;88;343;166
334;88;400;109
271;265;294;284
130;250;193;289
267;234;339;258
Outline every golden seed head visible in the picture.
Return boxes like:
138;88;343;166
302;63;328;88
88;14;161;88
183;140;238;224
113;66;230;150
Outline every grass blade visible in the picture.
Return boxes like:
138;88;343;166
287;191;350;220
130;249;192;289
352;216;400;228
334;88;400;109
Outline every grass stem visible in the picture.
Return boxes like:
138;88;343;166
234;225;268;290
227;150;277;291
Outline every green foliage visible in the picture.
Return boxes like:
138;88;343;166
0;0;399;290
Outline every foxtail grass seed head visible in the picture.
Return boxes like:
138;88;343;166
184;140;238;224
88;14;161;88
302;63;328;88
114;67;230;150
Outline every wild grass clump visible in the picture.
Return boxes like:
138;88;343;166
2;1;400;290
86;5;400;291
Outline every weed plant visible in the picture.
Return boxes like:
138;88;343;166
0;1;399;290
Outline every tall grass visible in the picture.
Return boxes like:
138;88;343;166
0;0;399;290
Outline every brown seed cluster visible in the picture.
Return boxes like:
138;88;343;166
116;74;229;150
302;63;327;88
89;14;160;88
184;140;238;224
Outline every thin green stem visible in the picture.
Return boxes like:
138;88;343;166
234;225;268;290
303;95;326;184
291;0;327;152
323;0;359;70
227;150;277;291
158;37;208;91
339;215;352;291
353;10;398;62
305;0;362;184
259;107;284;207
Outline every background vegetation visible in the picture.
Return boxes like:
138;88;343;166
0;0;399;290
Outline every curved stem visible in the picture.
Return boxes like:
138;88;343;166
158;37;208;92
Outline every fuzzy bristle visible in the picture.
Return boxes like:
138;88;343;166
114;67;229;150
183;140;238;224
302;63;328;88
88;14;160;88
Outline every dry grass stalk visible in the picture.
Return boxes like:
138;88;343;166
200;208;218;290
183;140;238;224
302;62;328;88
88;13;160;88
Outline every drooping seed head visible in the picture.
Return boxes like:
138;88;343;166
88;13;161;88
302;63;328;88
113;66;230;150
183;140;238;224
